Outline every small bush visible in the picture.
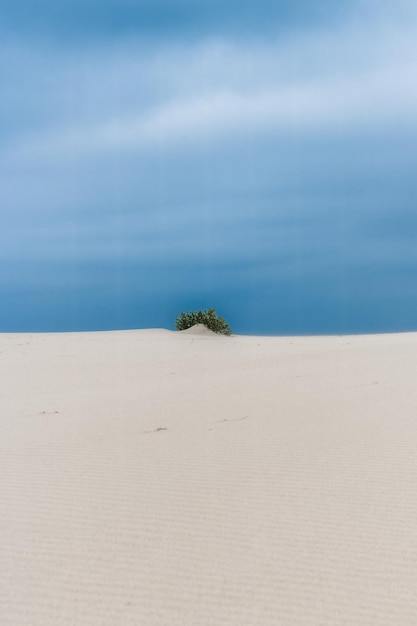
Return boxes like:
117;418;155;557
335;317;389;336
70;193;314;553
175;307;232;335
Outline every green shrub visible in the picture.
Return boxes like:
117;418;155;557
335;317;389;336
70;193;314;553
175;307;232;335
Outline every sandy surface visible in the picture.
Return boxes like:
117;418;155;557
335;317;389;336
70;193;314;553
1;328;417;625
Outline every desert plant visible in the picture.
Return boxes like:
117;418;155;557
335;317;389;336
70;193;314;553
175;307;232;335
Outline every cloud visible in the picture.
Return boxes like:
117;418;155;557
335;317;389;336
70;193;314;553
2;6;417;167
12;67;417;161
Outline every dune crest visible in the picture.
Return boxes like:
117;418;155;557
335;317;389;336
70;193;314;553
179;323;220;336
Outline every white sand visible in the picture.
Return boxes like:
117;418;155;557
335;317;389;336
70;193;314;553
1;328;417;625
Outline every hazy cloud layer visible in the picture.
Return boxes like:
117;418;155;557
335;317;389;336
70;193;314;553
1;0;417;332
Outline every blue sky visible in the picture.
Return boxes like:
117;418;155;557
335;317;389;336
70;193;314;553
1;0;417;333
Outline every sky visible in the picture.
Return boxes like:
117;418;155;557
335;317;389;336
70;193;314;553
1;0;417;334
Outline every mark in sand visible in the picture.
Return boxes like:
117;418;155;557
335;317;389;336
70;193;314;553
218;416;248;424
141;427;168;434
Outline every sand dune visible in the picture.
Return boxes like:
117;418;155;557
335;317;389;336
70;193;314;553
1;329;417;625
